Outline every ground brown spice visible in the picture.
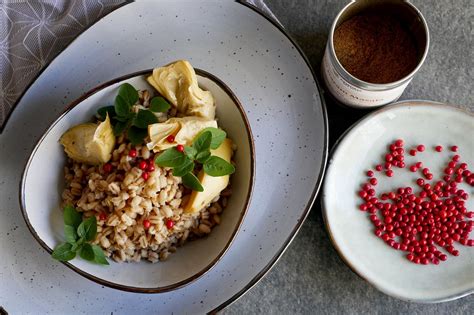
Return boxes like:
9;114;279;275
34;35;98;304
334;13;419;84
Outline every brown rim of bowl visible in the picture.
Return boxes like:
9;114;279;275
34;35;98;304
321;100;474;303
19;68;256;294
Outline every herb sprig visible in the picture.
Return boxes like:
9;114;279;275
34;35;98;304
97;83;171;145
52;205;109;265
155;128;235;191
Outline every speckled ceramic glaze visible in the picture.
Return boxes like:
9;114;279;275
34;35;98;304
323;101;474;303
0;1;327;313
20;70;255;292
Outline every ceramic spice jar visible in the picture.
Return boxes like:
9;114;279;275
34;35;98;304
322;0;429;108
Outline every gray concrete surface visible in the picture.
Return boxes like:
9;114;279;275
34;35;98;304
225;0;474;314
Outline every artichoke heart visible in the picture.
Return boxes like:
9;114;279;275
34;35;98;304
184;138;233;213
147;60;216;120
147;117;217;152
59;114;116;165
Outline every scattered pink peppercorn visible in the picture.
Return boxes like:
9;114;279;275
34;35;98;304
138;160;147;170
166;134;175;143
176;144;185;152
409;149;417;156
435;145;443;152
386;170;394;177
417;144;425;152
395;139;404;147
165;219;174;229
103;163;113;173
143;219;151;229
147;163;155;172
367;170;374;177
128;148;137;158
451;145;458;152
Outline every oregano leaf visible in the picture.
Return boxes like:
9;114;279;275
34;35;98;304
201;127;226;149
127;126;148;145
133;110;158;128
64;225;78;244
77;216;97;242
115;94;130;117
203;156;235;176
150;97;171;113
184;146;197;160
79;243;95;261
193;131;212;153
92;244;109;265
181;173;204;192
155;147;187;168
118;83;139;107
97;106;116;121
63;205;82;229
52;243;76;262
172;158;194;177
196;151;211;164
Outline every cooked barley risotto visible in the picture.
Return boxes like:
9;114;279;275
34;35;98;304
62;134;232;263
58;60;236;264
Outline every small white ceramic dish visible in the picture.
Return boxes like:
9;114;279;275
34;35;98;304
323;100;474;302
20;69;255;292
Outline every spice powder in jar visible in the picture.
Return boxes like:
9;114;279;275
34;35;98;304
333;12;419;84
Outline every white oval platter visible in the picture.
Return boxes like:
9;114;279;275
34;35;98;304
0;1;327;313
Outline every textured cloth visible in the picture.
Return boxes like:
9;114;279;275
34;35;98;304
0;0;277;131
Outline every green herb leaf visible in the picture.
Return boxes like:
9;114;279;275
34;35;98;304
115;94;131;117
184;146;197;160
77;216;97;242
52;243;76;262
172;158;194;177
133;110;158;128
201;127;227;149
182;173;204;192
203;156;235;176
193;130;212;153
64;225;78;244
92;244;109;265
97;106;116;121
113;120;128;136
114;111;135;122
79;243;95;261
196;150;211;164
118;83;139;107
155;147;187;168
127;126;148;145
70;239;83;252
150;96;171;113
63;205;82;229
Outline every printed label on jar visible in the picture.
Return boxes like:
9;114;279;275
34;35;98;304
322;47;411;108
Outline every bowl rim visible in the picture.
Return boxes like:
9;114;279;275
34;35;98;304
19;68;256;293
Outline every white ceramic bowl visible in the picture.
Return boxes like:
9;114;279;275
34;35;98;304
323;101;474;302
20;69;255;292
